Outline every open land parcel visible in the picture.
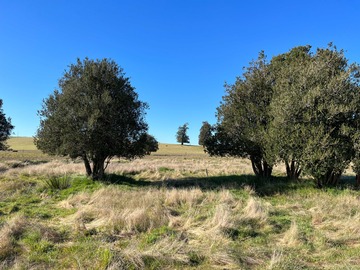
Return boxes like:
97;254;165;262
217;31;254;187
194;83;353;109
1;138;360;269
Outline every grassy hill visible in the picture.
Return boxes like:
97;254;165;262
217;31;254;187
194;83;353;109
7;137;37;151
6;137;205;156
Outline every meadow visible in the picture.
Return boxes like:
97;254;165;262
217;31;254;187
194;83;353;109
1;138;360;269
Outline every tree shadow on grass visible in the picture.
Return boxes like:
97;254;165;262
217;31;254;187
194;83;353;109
104;174;150;187
103;173;323;197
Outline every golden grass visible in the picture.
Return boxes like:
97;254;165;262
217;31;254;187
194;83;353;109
7;137;37;151
1;137;287;180
5;137;205;155
0;156;287;182
154;143;206;156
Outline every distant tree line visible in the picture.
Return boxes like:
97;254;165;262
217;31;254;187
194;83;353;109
203;44;360;187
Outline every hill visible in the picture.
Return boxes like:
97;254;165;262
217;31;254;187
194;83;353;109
7;137;37;151
6;137;205;156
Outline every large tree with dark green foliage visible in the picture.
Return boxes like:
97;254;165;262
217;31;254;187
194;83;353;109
35;58;157;179
176;123;190;145
299;46;360;187
198;121;212;146
268;44;360;186
205;52;274;177
0;99;14;150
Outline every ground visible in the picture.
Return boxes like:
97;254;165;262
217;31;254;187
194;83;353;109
1;138;360;269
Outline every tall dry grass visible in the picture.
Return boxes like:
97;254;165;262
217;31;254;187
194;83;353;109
0;156;286;181
58;186;266;268
0;215;28;261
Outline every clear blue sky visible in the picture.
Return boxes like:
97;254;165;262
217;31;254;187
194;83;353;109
1;0;360;144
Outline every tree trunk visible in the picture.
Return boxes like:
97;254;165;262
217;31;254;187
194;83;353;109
250;156;272;178
317;169;341;188
91;157;106;180
285;160;302;180
83;154;92;177
356;174;360;188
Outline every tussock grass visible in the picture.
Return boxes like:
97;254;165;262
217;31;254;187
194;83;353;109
279;221;299;247
0;215;28;260
2;175;360;269
56;187;269;269
43;174;71;190
243;196;269;223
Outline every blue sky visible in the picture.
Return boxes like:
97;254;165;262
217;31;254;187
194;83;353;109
1;0;360;144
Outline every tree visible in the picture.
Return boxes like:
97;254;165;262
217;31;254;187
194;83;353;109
35;58;157;179
0;99;14;150
198;121;211;146
176;123;190;145
267;45;313;179
298;45;360;187
269;44;360;186
205;52;274;177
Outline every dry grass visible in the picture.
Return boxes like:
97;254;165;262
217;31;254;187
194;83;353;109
0;156;287;182
0;215;28;261
242;196;269;223
1;174;360;269
279;221;299;247
1;140;360;269
307;192;360;248
57;186;262;268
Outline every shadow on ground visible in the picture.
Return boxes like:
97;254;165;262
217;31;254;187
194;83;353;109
103;172;359;196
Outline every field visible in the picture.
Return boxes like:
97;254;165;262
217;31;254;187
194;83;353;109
1;138;360;269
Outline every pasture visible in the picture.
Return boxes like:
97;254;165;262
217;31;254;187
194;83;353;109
1;138;360;269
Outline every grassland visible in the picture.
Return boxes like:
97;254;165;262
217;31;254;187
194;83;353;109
6;137;38;151
1;138;360;269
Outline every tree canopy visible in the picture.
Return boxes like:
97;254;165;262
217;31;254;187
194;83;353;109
0;99;14;150
35;58;157;179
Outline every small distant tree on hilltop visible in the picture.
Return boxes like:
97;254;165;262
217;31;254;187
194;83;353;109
0;99;14;150
35;58;157;179
176;123;190;145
